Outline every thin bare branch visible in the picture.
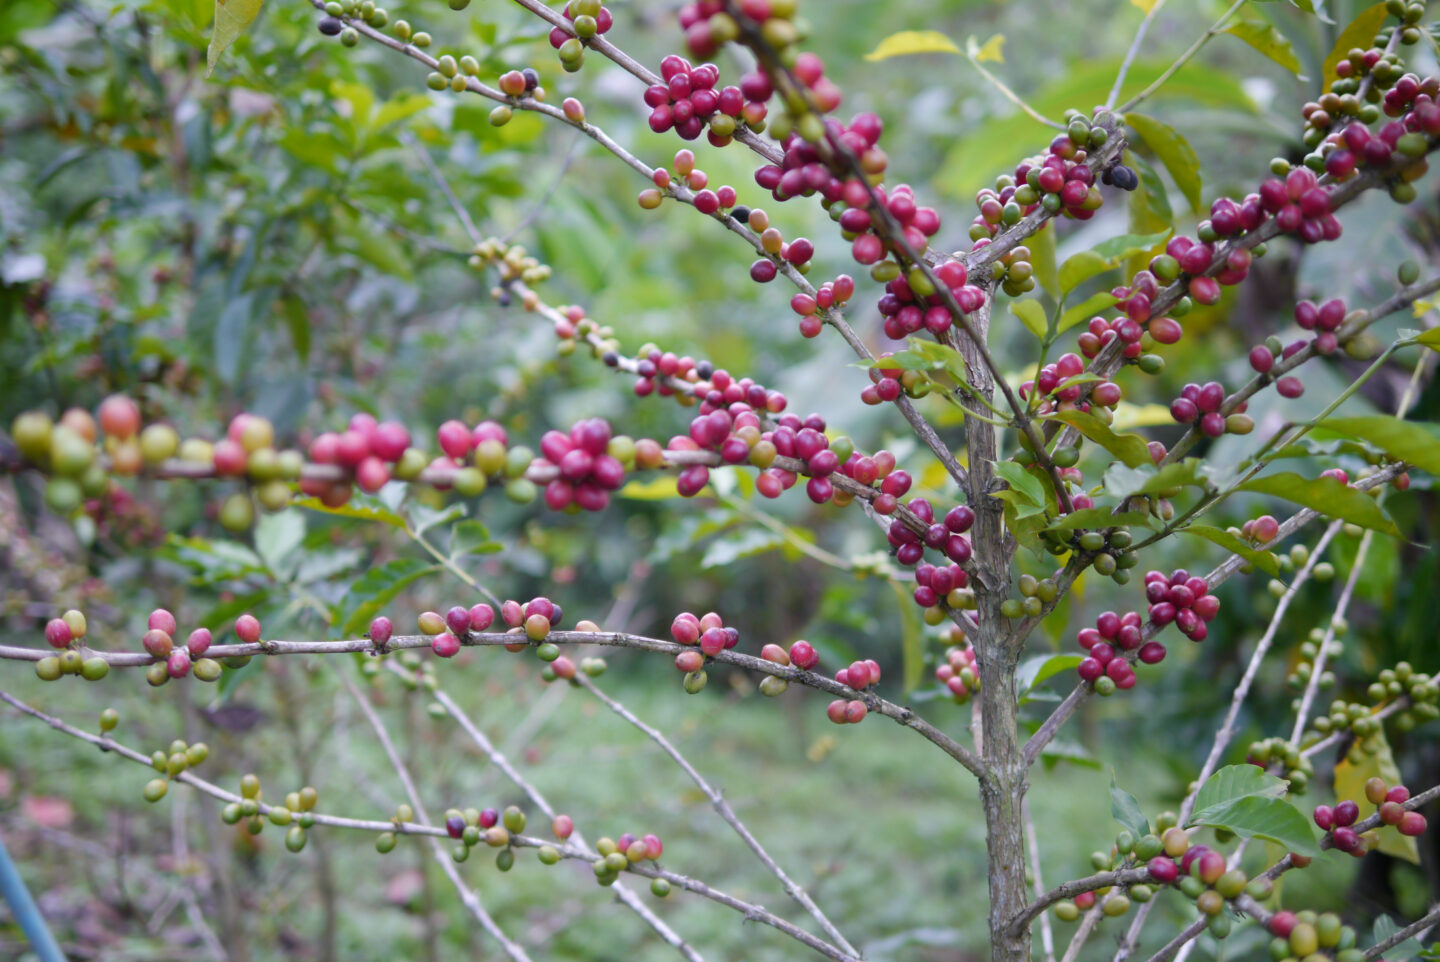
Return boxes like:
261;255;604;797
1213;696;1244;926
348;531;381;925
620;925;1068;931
575;673;859;956
337;672;534;962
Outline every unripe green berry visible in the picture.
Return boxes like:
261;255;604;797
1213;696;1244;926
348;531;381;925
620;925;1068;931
144;779;168;803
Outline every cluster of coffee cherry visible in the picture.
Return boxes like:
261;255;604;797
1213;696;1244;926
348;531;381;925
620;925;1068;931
643;58;746;143
789;273;856;338
967;119;1114;245
440;804;530;869
670;611;739;693
912;560;971;615
1075;611;1145;694
1146;569;1220;641
1145;826;1274;939
886;500;975;570
934;645;979;705
547;0;613;72
1315;776;1427;858
214;775;319;853
1168;381;1254;438
1265;909;1369;962
875;260;985;342
824;659;879;724
139;736;210;802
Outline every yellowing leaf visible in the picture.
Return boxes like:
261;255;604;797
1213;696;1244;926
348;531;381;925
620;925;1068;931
1224;19;1302;75
207;0;263;75
618;476;687;500
864;30;961;62
972;33;1005;64
1130;0;1160;11
1414;297;1436;318
1126;112;1203;214
1112;402;1174;430
1322;4;1388;91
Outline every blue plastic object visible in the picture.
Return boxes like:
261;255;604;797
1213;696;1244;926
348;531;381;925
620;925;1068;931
0;832;66;962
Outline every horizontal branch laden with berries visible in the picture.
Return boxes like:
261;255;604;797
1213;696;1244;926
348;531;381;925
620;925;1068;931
3;0;1440;960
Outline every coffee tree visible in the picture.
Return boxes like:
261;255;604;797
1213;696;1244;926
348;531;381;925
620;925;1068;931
1;0;1439;959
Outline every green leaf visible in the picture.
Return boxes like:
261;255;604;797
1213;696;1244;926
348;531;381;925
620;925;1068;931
1176;524;1281;576
1029;221;1059;299
1128;151;1174;235
902;338;974;382
888;580;926;695
1224;19;1302;74
408;502;466;535
293;494;406;527
280;294;310;363
1058;251;1108;295
1102;459;1205;499
1372;916;1425;961
1040;739;1102;770
255;510;305;580
1089;228;1175;263
993;460;1047;510
1110;772;1151;838
1011;299;1049;339
1191;764;1289;815
1056;291;1121;334
1189;795;1321;857
374;93;433;130
450;520;502;557
1319;415;1440;477
214;291;251;385
1056;230;1172;295
1239;472;1400;536
1409;326;1440;353
163;536;267;584
1322;4;1389;90
278;129;347;175
1018;653;1083;701
1044;410;1153;468
864;30;961;60
207;0;263;75
1045;508;1152;535
1125;113;1203;214
336;559;437;636
700;527;784;568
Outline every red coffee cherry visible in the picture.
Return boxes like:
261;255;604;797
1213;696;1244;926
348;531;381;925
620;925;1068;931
1147;856;1179;884
235;614;262;644
149;609;178;636
789;640;818;669
1398;811;1427;836
45;619;73;649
